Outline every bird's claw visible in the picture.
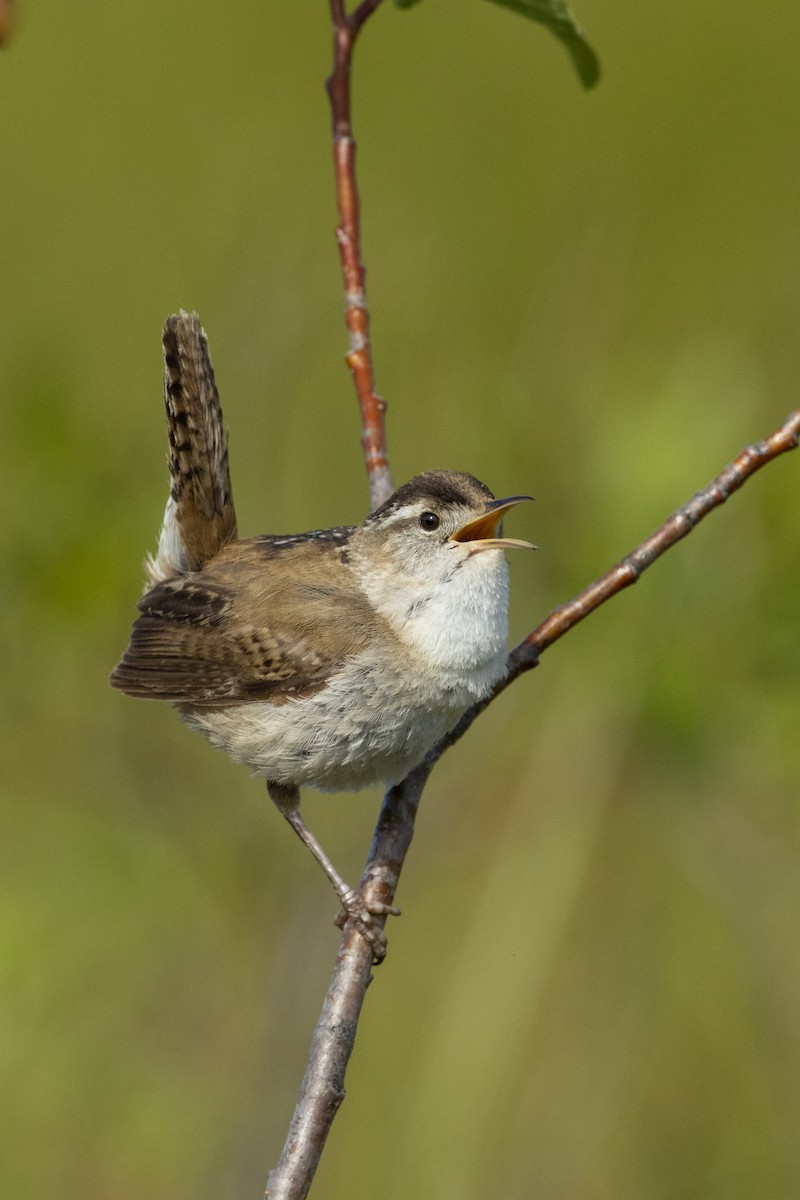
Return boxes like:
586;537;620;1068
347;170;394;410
334;889;401;964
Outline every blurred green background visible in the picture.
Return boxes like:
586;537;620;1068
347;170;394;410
1;1;799;1197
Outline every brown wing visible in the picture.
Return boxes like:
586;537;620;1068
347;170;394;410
110;535;376;705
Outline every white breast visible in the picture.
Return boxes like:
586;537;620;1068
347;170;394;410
361;547;511;688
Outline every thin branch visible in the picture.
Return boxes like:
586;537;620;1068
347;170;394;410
269;402;800;1195
326;0;392;510
265;768;426;1200
351;0;385;32
504;402;800;678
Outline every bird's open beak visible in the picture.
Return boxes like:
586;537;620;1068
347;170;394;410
449;495;537;554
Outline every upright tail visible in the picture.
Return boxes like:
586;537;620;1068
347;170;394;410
146;312;237;582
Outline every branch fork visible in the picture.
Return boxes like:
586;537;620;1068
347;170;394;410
265;3;800;1196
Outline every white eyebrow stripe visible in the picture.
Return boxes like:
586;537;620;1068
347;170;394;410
379;505;425;525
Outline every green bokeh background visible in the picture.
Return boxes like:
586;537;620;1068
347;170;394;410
2;2;799;1197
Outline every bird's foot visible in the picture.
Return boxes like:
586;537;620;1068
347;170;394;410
334;888;401;964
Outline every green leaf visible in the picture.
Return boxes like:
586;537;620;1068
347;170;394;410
395;0;424;8
484;0;600;88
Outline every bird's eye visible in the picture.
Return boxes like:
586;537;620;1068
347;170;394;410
419;511;440;532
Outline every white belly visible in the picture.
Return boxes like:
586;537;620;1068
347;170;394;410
180;641;506;792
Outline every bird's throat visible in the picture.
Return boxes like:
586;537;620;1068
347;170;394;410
358;550;510;687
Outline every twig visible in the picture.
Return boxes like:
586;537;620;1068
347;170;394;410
268;403;800;1197
326;0;393;510
504;403;800;678
265;767;427;1200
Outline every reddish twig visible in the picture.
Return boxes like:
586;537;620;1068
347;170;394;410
504;403;800;679
326;0;393;510
267;404;800;1197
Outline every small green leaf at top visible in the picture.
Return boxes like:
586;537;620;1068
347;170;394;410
483;0;600;87
393;0;599;89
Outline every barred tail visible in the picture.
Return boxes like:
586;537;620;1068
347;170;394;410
146;311;237;582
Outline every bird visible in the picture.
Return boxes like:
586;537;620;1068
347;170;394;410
111;312;534;958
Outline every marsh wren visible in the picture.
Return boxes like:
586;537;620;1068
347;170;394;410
111;313;534;958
